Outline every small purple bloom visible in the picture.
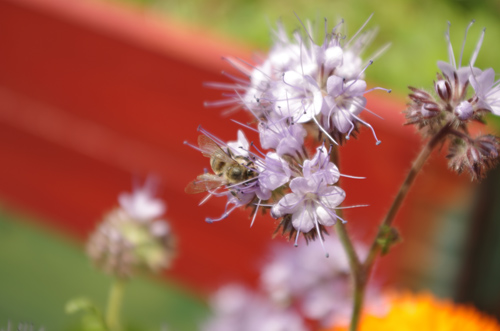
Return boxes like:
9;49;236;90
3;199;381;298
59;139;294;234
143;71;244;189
258;152;292;192
118;177;165;221
259;114;306;158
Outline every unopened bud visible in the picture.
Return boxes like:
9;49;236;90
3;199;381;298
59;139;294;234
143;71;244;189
448;135;500;181
435;79;452;102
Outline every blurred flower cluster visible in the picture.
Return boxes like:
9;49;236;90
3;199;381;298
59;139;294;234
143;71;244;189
67;179;176;331
201;238;386;331
87;179;176;279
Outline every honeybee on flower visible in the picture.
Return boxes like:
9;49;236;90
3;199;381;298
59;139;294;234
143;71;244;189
185;134;258;195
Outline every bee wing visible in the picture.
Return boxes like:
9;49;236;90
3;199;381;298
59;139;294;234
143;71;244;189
198;135;235;164
185;173;226;194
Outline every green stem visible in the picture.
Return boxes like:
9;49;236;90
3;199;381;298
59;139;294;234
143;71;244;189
106;278;126;331
350;272;366;331
329;143;363;331
332;123;451;331
363;123;451;271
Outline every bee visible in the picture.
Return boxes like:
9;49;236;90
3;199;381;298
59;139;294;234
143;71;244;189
185;135;258;194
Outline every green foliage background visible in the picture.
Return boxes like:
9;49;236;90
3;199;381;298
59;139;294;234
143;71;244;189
119;0;500;93
115;0;500;127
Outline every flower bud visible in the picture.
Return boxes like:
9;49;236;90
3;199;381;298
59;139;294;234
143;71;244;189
448;135;500;181
435;79;451;102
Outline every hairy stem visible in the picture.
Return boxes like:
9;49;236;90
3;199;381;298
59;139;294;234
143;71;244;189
332;123;451;331
363;123;451;270
330;143;363;331
106;278;126;331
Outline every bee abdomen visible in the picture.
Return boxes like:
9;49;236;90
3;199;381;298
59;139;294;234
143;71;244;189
210;158;226;175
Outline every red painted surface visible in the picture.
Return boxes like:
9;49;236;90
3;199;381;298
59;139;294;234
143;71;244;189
0;0;470;293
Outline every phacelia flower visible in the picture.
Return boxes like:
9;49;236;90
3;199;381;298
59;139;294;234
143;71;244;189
201;285;308;331
87;182;175;279
118;177;165;221
261;238;385;327
272;146;345;252
258;113;307;158
438;21;484;98
207;15;390;146
469;68;500;115
258;152;292;193
261;238;351;324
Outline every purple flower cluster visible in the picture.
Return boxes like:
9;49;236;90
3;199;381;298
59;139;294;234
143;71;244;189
201;239;387;330
405;21;500;180
206;15;390;145
187;17;386;250
202;284;307;331
87;179;176;278
186;127;351;253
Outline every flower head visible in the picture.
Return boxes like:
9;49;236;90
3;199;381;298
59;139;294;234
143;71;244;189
261;239;384;326
118;177;165;221
87;182;175;279
272;146;345;253
207;15;390;146
202;285;308;331
438;21;484;96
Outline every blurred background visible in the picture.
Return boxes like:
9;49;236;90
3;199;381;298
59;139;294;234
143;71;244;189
1;0;500;329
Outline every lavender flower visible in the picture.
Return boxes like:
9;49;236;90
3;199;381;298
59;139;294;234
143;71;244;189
192;16;385;248
207;16;390;146
258;114;306;158
87;182;175;278
272;146;345;253
438;21;484;99
258;152;292;193
118;177;165;221
202;285;307;331
469;68;500;115
261;239;386;326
